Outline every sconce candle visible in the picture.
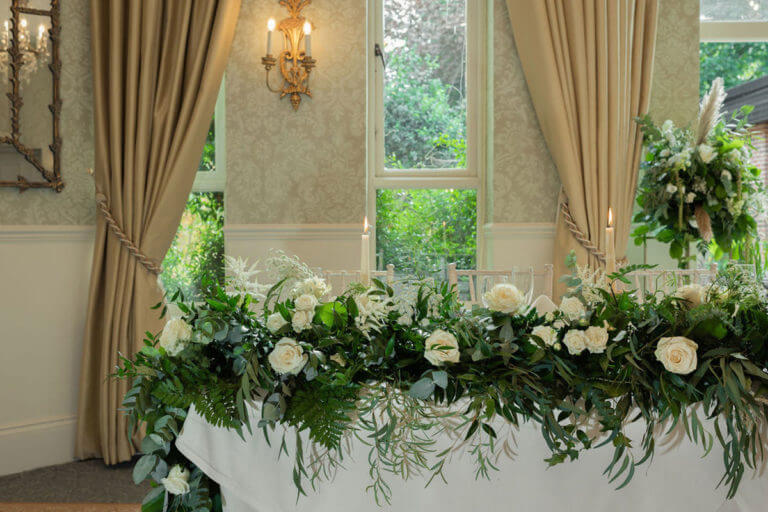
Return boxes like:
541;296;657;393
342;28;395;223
266;18;275;55
605;208;616;275
303;21;311;57
361;217;371;286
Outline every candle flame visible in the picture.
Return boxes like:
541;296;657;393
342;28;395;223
267;18;276;31
608;208;614;228
363;216;370;234
303;21;312;35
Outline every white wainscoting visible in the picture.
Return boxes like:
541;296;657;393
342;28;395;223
224;224;362;272
0;225;94;476
482;223;556;269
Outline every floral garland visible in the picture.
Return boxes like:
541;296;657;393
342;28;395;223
117;253;768;511
632;78;764;266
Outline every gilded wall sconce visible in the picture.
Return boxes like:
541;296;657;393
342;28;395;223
261;0;316;111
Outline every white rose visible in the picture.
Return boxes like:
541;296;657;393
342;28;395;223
161;465;190;495
675;284;706;307
722;170;732;181
655;336;698;375
531;325;557;347
482;283;526;314
584;326;609;354
685;192;696;203
424;329;460;366
559;296;586;321
698;143;716;164
266;312;288;334
562;329;588;355
268;337;308;375
292;276;331;299
294;293;318;312
666;183;678;194
291;310;313;332
330;353;346;366
158;318;193;357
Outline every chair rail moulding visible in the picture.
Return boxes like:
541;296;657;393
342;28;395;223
0;224;95;242
223;223;360;241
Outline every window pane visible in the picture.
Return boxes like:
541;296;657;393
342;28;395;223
383;0;467;170
375;189;476;276
701;0;768;20
700;42;768;95
161;192;225;298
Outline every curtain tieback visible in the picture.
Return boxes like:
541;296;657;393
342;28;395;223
560;198;628;267
95;192;163;276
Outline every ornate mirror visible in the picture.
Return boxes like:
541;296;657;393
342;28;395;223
0;0;61;192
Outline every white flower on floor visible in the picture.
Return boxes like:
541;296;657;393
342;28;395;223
655;336;698;375
268;337;308;375
675;284;706;307
161;465;190;495
584;326;609;354
294;293;318;312
531;325;557;347
291;310;313;332
266;312;288;333
424;329;460;366
562;329;588;355
697;143;716;163
292;276;332;299
483;283;526;314
559;296;586;321
158;318;193;357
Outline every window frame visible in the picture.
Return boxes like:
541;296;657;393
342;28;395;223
366;0;489;267
192;77;227;193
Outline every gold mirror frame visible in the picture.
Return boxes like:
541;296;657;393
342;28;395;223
0;0;62;192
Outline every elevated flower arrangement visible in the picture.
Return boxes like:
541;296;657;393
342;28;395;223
117;253;768;512
632;78;764;266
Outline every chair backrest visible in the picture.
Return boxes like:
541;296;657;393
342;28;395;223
625;264;718;302
446;263;555;306
319;264;395;293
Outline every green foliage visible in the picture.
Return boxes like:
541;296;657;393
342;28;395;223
700;42;768;96
376;189;476;273
160;192;225;298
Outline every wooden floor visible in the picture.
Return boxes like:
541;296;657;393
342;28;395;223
0;505;139;512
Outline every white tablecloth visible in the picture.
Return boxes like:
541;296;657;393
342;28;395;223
176;404;768;512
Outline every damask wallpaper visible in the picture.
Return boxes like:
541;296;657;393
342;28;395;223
0;0;95;225
225;0;366;225
491;0;700;224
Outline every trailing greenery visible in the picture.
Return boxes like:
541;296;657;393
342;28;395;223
117;254;768;511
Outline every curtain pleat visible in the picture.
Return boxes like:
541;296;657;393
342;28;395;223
76;0;242;464
506;0;659;294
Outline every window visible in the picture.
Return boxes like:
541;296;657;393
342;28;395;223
368;0;487;275
160;81;226;297
699;1;768;244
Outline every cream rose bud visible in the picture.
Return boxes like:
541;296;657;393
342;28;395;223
698;143;716;163
655;336;698;375
268;337;308;375
161;465;190;495
294;293;318;312
158;318;193;357
559;296;586;321
676;284;706;307
584;326;609;354
266;312;288;333
424;329;460;366
291;310;313;332
531;325;557;347
483;283;526;314
330;353;346;367
562;329;587;355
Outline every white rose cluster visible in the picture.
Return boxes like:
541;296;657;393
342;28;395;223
161;465;190;495
291;288;320;333
292;276;331;300
561;326;609;355
158;318;193;357
424;330;460;366
655;336;698;375
559;296;586;322
268;337;308;375
483;283;526;314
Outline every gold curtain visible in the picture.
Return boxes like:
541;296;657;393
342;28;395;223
506;0;658;292
76;0;241;464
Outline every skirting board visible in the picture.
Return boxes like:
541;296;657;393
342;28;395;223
0;416;77;476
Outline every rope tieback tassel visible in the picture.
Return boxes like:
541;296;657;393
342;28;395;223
95;192;163;276
560;199;628;267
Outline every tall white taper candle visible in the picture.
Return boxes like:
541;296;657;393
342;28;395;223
267;18;275;54
605;208;616;275
361;217;370;286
